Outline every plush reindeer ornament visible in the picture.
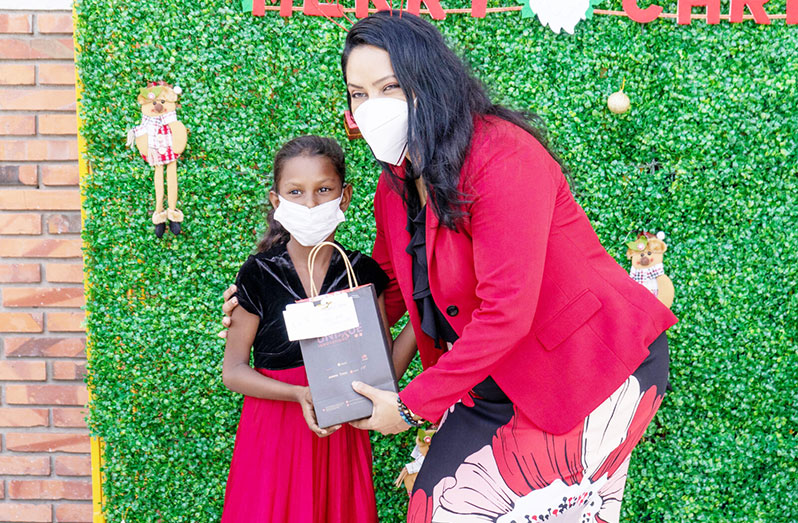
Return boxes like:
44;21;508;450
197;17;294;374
626;231;675;308
127;81;187;237
395;428;436;495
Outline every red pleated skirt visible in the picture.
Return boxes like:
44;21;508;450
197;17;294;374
221;366;378;523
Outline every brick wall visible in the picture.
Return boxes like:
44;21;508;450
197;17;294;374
0;6;93;523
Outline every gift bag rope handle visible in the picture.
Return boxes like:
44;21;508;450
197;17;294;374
307;241;359;298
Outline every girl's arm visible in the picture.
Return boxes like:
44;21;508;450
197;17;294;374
222;305;340;436
222;306;301;400
377;294;417;381
392;323;416;381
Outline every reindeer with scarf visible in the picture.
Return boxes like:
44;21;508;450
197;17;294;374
127;81;187;237
626;231;674;308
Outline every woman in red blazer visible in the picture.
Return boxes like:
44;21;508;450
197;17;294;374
223;11;678;522
342;12;677;523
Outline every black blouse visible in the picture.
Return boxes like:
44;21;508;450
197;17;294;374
405;187;459;349
405;182;507;401
233;241;390;370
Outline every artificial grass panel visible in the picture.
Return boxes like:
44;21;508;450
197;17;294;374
75;0;797;520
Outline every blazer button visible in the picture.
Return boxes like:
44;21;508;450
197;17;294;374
446;305;459;317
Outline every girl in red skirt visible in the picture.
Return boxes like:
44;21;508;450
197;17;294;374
220;135;414;522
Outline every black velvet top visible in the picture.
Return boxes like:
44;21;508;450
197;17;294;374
233;241;390;370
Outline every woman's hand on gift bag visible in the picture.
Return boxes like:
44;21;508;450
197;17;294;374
297;386;341;438
350;382;410;435
219;284;239;338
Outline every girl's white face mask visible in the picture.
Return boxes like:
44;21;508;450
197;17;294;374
273;195;346;247
353;97;409;166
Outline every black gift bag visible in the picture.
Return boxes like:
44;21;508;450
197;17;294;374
283;242;398;428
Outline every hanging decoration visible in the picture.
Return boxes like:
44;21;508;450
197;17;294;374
126;82;188;238
394;428;436;494
607;80;631;114
343;110;362;140
625;231;675;308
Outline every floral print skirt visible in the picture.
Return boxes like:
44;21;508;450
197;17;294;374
407;333;669;523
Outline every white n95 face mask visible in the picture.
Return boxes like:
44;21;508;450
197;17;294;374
273;195;346;247
353;97;409;166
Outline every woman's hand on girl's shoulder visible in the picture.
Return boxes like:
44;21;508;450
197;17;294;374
297;386;341;438
218;284;239;339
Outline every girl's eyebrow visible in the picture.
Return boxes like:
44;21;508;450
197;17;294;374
282;177;339;187
347;75;397;90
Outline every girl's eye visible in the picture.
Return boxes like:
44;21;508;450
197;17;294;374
384;83;400;92
287;189;301;195
319;187;331;193
350;91;365;99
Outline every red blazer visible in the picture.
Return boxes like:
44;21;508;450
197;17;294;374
373;116;677;435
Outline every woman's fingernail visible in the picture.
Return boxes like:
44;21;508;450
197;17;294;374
352;381;362;389
232;297;238;304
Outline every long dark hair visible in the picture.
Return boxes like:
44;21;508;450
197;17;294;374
342;11;563;229
257;135;346;252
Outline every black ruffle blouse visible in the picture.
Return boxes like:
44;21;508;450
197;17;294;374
233;241;390;370
405;183;507;400
405;189;459;349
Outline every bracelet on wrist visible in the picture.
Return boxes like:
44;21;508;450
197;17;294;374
397;396;424;427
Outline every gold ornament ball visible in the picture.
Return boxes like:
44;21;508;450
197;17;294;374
608;90;631;114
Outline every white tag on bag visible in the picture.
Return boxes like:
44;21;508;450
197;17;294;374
283;292;359;341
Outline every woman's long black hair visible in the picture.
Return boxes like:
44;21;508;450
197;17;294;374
257;135;346;252
342;11;563;230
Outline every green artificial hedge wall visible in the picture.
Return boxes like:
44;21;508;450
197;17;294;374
76;0;797;520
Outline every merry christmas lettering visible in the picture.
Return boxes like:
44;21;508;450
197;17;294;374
248;0;798;24
624;0;797;24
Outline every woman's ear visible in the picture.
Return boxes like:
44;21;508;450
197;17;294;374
340;183;354;212
268;190;280;210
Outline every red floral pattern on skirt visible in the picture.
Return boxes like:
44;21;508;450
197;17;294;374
408;375;664;523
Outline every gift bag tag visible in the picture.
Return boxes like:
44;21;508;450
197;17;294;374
283;292;359;341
